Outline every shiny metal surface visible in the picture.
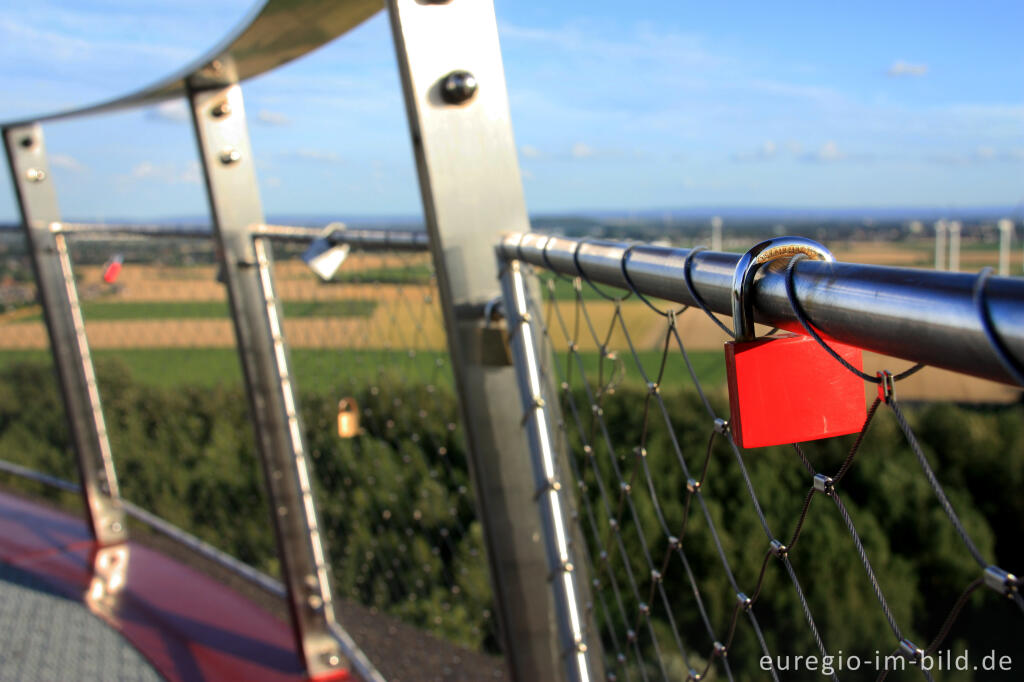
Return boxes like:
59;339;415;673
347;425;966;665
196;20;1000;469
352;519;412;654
0;0;383;127
389;0;595;677
731;237;833;341
189;83;362;680
499;260;596;682
45;221;431;251
3;124;128;548
502;232;1024;386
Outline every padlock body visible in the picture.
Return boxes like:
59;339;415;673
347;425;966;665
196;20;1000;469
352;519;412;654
724;333;866;448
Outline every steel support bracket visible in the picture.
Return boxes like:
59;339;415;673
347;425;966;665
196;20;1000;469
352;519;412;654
186;83;353;680
3;123;126;547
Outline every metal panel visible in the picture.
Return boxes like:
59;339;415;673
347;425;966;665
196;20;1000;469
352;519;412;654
186;83;377;681
1;0;383;127
386;1;601;679
502;233;1024;386
2;123;126;547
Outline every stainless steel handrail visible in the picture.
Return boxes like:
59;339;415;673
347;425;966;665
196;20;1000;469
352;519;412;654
0;0;383;127
502;232;1024;387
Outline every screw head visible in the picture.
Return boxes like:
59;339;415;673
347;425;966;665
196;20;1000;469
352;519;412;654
25;168;46;183
440;70;478;104
219;147;241;165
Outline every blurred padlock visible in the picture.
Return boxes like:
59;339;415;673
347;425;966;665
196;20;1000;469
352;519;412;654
337;397;359;438
723;237;867;449
102;254;124;284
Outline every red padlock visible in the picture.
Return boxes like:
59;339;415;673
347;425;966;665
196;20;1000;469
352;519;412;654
102;254;123;284
723;238;866;449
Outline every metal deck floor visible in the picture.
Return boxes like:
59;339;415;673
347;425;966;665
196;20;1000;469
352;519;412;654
0;560;161;681
0;491;313;682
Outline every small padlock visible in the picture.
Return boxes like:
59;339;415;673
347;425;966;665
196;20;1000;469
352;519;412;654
102;254;124;284
337;397;360;438
723;237;866;449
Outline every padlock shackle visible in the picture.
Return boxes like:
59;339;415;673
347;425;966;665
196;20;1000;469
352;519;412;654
731;237;834;341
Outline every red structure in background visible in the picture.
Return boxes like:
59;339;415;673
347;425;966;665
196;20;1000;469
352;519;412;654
0;492;347;682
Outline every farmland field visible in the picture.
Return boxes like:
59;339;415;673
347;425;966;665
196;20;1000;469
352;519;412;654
0;243;1019;403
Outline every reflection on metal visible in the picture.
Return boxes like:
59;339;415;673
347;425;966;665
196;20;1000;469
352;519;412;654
303;224;352;281
500;258;595;682
188;82;367;681
2;124;127;548
502;232;1024;386
336;398;360;439
0;0;384;127
86;545;130;615
387;0;596;677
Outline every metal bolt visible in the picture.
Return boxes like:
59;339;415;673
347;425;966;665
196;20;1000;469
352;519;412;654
440;70;478;105
25;168;46;183
219;147;241;165
211;101;232;118
110;521;123;533
308;595;324;610
323;653;341;667
19;136;33;149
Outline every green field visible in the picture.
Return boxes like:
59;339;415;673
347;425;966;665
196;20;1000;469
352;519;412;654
0;347;727;393
332;264;433;285
11;299;377;322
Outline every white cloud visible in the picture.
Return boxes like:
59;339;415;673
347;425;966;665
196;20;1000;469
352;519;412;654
123;160;199;184
732;140;778;162
50;154;85;172
520;144;541;159
147;100;188;123
571;142;595;159
256;109;290;126
289;149;342;163
817;140;844;161
888;60;928;77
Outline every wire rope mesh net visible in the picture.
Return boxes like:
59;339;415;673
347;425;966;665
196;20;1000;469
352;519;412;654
510;245;1024;682
269;239;507;678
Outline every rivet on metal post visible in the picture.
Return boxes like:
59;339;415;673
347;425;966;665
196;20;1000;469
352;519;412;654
219;147;242;165
439;70;478;104
211;101;232;118
25;168;46;182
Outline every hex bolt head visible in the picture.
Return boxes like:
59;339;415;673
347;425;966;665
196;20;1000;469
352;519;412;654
440;70;478;105
219;147;242;165
25;168;46;183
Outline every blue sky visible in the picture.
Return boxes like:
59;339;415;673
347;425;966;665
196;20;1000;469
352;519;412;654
1;0;1021;221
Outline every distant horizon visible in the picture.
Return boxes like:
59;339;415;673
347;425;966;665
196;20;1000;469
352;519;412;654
14;203;1018;228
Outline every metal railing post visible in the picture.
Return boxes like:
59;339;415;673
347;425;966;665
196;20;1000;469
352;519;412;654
386;1;602;678
2;123;127;547
186;82;355;680
498;256;601;682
